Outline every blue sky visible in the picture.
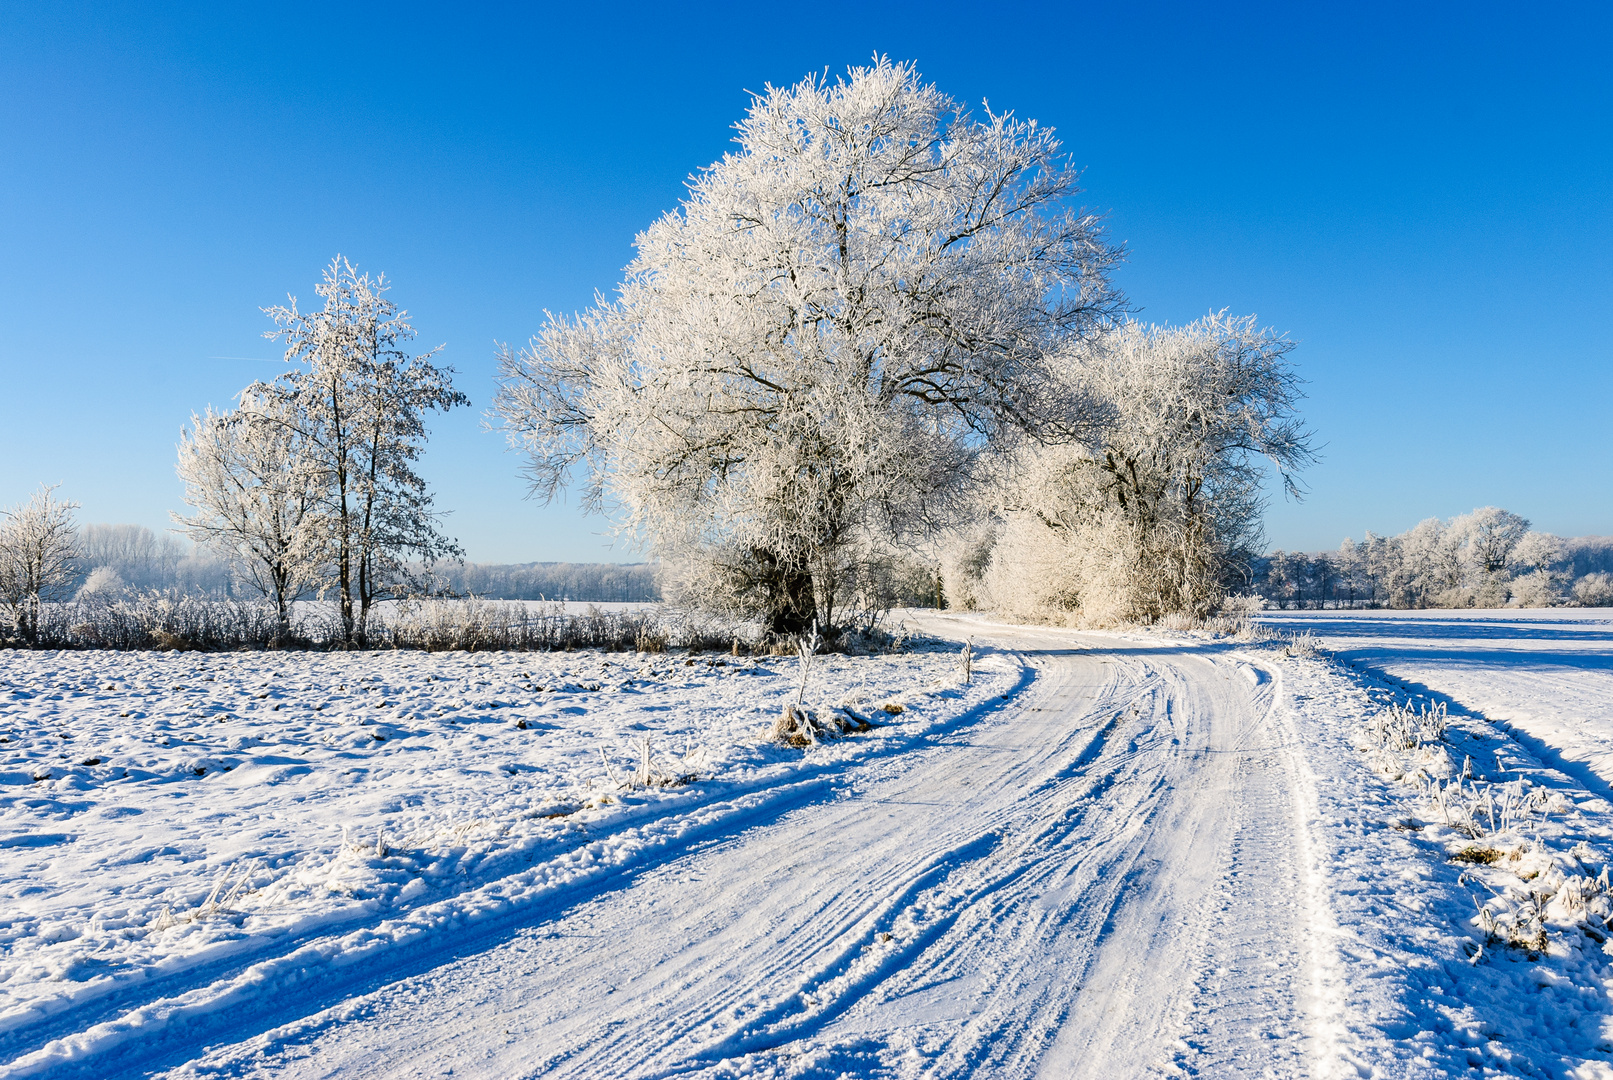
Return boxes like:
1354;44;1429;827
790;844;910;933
2;1;1608;562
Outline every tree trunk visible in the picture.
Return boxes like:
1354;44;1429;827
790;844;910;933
767;566;817;639
750;547;816;639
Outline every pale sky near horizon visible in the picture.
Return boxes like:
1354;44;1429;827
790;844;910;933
2;1;1608;562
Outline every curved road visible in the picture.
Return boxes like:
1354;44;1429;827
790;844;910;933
159;616;1332;1078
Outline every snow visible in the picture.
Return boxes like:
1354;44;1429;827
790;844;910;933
1259;607;1613;1075
1260;608;1613;794
4;609;1613;1077
0;641;1007;1076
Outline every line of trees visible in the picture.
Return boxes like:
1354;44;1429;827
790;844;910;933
437;562;661;603
76;524;234;597
174;257;466;645
1256;507;1613;609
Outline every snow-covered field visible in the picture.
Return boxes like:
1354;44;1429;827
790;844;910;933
0;640;1009;1077
1262;608;1613;794
4;608;1613;1077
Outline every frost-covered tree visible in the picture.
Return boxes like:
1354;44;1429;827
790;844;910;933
0;485;81;642
977;314;1315;623
1334;537;1370;606
494;59;1122;638
1511;531;1564;575
1504;530;1567;607
263;257;467;645
1450;507;1529;576
173;387;320;638
1574;573;1613;607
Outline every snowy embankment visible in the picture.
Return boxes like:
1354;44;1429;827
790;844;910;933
0;639;1009;1076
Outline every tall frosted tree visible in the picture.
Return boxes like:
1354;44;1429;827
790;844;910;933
263;257;467;645
495;58;1122;637
1450;507;1530;575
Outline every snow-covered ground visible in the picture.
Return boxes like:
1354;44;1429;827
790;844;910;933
1257;607;1613;1075
4;609;1613;1077
1261;609;1613;794
0;640;1007;1077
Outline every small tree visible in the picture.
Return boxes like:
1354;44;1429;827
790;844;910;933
173;387;320;639
263;257;467;645
0;485;81;643
985;314;1316;623
494;59;1121;640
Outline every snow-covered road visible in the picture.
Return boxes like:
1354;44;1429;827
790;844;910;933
125;617;1329;1079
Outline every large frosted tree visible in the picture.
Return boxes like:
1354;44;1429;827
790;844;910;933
263;257;467;645
495;58;1122;637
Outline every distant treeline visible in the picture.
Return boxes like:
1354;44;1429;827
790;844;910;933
74;524;661;603
434;562;660;602
1251;508;1613;609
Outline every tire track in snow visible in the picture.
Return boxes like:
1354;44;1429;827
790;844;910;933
138;621;1333;1078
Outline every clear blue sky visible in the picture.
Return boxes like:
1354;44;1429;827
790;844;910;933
2;1;1608;562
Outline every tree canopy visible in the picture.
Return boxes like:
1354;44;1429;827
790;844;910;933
496;58;1123;637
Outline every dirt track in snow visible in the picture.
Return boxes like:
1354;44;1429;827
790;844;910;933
116;615;1329;1079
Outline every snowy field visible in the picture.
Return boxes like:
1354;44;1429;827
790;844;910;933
1241;609;1613;1076
1260;608;1613;793
5;610;1613;1076
0;639;1010;1077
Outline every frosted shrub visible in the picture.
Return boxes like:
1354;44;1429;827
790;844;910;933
1205;597;1272;639
600;738;705;790
1284;630;1322;658
75;565;126;600
771;631;875;746
377;599;706;653
1510;569;1565;608
35;592;283;650
1220;594;1265;617
1368;700;1448;751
